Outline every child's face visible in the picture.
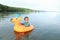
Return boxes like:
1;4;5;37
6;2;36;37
24;18;28;22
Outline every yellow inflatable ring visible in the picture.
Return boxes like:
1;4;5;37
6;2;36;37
14;24;34;32
11;17;34;32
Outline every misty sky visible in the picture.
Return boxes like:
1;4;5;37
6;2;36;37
0;0;60;11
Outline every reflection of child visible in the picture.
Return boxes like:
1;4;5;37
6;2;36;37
24;17;30;27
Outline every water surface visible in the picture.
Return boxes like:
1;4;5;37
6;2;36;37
0;12;60;40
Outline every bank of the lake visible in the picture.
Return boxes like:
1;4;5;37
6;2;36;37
0;4;39;12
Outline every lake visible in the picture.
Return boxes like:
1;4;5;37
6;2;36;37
0;12;60;40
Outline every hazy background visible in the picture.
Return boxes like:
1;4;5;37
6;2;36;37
0;0;60;11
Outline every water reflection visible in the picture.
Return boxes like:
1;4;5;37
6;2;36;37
14;30;33;40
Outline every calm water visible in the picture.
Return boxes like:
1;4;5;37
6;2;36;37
0;12;60;40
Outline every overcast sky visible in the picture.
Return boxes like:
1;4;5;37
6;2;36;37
0;0;60;11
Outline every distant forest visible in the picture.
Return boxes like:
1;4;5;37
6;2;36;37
0;4;37;12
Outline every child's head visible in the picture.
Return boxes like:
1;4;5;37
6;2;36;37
24;17;29;22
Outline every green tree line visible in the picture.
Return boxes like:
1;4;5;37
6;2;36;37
0;4;33;12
